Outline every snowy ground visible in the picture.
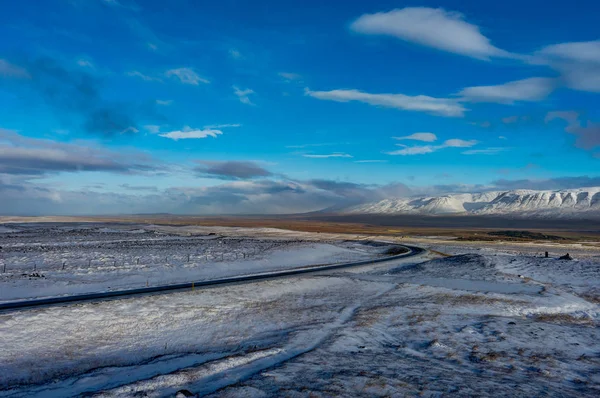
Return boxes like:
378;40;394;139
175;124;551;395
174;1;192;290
0;224;599;397
0;224;388;302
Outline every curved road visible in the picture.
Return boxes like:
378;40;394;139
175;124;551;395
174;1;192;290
0;244;425;312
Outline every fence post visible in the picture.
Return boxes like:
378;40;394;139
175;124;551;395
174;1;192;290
62;261;66;270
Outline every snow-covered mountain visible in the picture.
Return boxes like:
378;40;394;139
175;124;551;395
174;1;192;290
342;188;600;218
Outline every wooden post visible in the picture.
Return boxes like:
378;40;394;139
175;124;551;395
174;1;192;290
62;261;66;270
545;251;549;258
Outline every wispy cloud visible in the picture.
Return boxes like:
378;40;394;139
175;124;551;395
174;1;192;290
305;88;465;117
444;139;478;147
302;153;353;159
159;127;222;141
155;99;172;106
76;58;94;68
229;48;243;59
459;77;557;103
545;111;600;150
350;7;513;60
387;146;435;156
354;160;388;163
462;147;507;155
204;123;242;129
0;59;30;79
0;128;156;175
285;142;340;149
387;138;478;155
166;68;210;85
194;160;273;180
233;86;255;105
279;72;302;81
126;70;162;82
155;123;239;141
394;132;437;142
534;40;600;93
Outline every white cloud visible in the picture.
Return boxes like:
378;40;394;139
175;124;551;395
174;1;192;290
144;125;161;134
76;58;94;68
126;70;162;82
534;40;600;93
279;72;302;81
147;42;158;51
443;139;478;148
462;147;507;155
387;138;478;155
0;59;30;79
350;7;512;60
387;146;435;156
166;68;210;85
459;77;556;103
233;86;255;105
159;127;223;141
305;88;465;117
155;99;173;106
204;123;242;129
354;160;388;163
302;153;353;159
394;132;437;142
537;40;600;64
229;48;243;59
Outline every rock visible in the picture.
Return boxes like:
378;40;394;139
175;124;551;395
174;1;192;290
559;253;573;260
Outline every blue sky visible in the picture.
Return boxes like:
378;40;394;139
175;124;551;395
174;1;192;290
0;0;599;215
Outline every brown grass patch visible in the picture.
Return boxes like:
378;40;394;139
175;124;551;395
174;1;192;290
532;313;595;326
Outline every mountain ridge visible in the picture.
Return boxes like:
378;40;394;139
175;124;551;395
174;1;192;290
341;187;600;218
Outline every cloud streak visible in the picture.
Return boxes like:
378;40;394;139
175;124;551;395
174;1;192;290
350;7;513;60
394;132;437;142
194;160;273;180
305;88;466;117
158;127;223;141
302;153;353;159
387;138;478;156
0;129;157;176
166;68;210;85
459;77;557;103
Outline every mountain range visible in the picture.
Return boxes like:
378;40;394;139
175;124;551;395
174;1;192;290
341;188;600;218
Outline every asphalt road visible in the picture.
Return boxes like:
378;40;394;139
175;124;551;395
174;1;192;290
0;244;425;312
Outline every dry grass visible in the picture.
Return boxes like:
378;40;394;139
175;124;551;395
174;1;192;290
431;293;526;306
532;313;595;326
3;215;599;242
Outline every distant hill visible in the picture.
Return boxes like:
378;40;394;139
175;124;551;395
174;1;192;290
340;187;600;219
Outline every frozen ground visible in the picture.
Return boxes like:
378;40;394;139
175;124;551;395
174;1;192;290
0;224;389;302
0;223;599;397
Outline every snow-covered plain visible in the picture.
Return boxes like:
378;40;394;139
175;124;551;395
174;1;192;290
0;224;387;302
0;223;599;397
